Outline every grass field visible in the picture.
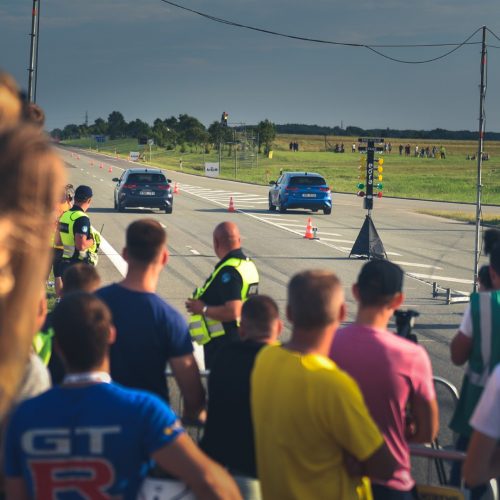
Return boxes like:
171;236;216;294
63;134;500;205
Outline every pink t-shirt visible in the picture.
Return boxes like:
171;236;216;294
330;324;436;491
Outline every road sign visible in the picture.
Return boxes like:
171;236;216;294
147;139;154;146
205;162;220;178
94;135;106;143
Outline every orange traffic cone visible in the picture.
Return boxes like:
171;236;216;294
108;166;112;173
99;163;103;169
228;196;236;213
173;182;179;194
77;155;80;160
304;218;314;239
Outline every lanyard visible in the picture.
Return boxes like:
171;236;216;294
63;371;111;385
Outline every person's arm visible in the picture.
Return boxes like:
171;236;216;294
361;442;398;481
74;233;94;252
463;431;500;487
169;354;206;421
406;395;439;443
186;299;242;323
152;433;242;500
450;332;472;366
5;477;30;500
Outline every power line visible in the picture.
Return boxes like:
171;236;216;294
159;0;483;63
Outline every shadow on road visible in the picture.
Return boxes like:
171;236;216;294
88;207;162;214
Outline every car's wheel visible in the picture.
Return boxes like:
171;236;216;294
323;207;332;215
268;194;276;211
312;208;318;213
278;198;286;213
164;204;173;214
118;202;126;213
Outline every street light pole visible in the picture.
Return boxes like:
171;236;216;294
473;26;487;292
27;0;40;103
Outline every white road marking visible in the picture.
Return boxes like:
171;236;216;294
97;233;127;277
386;251;402;256
190;249;200;255
318;231;342;236
407;273;474;284
159;223;166;228
260;218;300;223
319;238;355;244
393;261;443;270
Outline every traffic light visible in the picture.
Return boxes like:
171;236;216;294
221;111;228;127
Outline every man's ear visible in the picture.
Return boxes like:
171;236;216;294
352;283;360;302
122;247;128;262
108;325;117;345
161;247;169;266
339;302;347;323
390;292;405;311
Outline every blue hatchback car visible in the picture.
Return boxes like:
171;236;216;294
268;172;332;214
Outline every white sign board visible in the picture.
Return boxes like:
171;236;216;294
129;151;140;162
205;162;220;177
147;139;154;146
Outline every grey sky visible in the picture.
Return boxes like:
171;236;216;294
1;0;500;132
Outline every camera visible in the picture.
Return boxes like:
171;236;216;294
394;309;420;343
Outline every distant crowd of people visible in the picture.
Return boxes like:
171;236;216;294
398;143;447;159
1;69;500;500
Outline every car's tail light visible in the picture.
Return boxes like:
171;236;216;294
122;183;137;189
156;184;170;190
286;187;299;191
319;187;330;192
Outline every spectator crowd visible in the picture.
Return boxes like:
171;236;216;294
1;70;500;500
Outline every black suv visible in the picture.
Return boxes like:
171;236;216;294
113;168;173;214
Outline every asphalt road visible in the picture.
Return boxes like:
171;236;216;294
58;145;498;457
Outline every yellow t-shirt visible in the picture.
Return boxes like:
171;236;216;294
251;345;384;500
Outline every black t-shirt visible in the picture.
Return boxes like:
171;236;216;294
201;340;266;477
70;205;91;238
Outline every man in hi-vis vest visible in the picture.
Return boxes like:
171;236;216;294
58;185;100;284
186;222;259;370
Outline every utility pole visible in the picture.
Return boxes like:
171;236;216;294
473;26;487;292
27;0;40;103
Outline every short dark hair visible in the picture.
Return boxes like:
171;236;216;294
490;244;500;276
241;295;279;339
357;259;404;307
478;264;493;290
52;292;112;372
484;229;500;256
288;270;343;329
126;219;166;263
63;263;101;294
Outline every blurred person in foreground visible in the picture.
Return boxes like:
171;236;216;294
0;72;22;134
3;293;241;500
449;238;500;497
0;124;64;419
201;295;282;499
330;260;438;500
251;270;396;499
97;219;205;422
463;363;500;487
46;263;102;384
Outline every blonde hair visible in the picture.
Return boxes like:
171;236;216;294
0;72;22;134
0;124;65;417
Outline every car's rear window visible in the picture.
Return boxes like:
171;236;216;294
127;173;167;184
288;176;326;186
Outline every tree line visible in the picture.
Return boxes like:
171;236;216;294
276;123;500;141
51;112;277;153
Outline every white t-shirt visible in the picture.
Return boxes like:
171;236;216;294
458;304;472;338
470;364;500;439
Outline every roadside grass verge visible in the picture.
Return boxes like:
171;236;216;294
417;210;500;226
62;136;500;205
